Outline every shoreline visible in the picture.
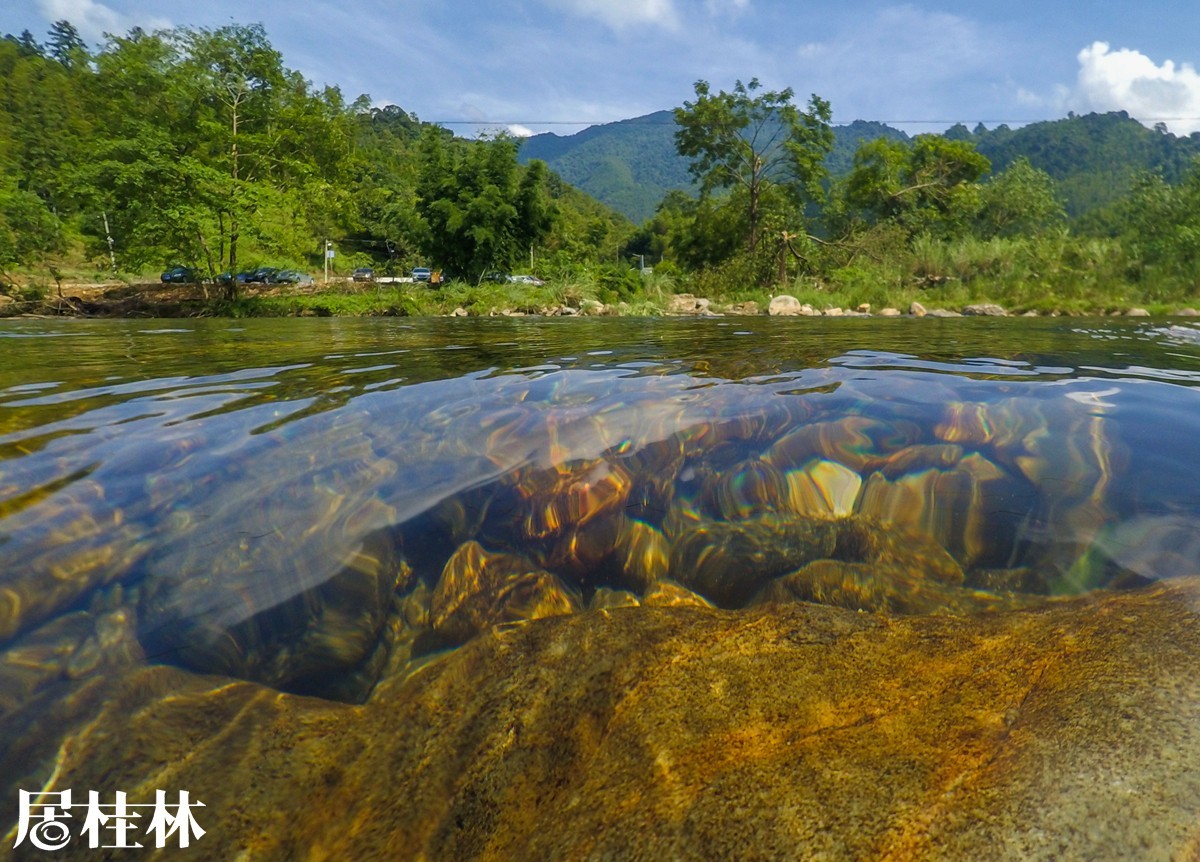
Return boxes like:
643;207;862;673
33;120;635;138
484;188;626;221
1;280;1195;320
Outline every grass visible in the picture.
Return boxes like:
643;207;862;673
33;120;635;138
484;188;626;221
6;230;1200;318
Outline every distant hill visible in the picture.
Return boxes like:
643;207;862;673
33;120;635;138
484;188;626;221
520;109;1200;224
519;111;687;226
963;113;1200;217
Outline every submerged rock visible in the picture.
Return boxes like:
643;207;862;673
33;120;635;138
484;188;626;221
6;579;1200;860
431;541;581;644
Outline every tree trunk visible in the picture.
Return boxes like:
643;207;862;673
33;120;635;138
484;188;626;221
226;104;240;302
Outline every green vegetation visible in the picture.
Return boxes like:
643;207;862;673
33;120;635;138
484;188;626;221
0;21;631;302
3;20;1200;317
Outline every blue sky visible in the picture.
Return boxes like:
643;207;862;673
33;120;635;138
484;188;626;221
6;0;1200;138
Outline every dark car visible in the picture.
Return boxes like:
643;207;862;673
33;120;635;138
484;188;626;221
243;267;279;284
215;271;254;286
273;269;315;285
352;267;374;283
411;267;432;283
160;266;198;283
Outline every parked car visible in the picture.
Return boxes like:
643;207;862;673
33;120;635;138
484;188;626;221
411;267;432;283
160;266;198;283
273;269;314;285
352;267;374;283
507;274;545;286
244;267;279;284
479;271;509;284
215;271;254;286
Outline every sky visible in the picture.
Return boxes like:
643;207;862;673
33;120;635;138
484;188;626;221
5;0;1200;139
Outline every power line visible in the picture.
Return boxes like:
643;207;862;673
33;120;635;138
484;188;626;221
428;115;1200;128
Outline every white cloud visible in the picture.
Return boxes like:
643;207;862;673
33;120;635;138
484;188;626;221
507;124;535;137
1073;41;1200;134
35;0;171;44
540;0;679;32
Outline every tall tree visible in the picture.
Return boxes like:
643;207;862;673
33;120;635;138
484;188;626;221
843;135;990;238
415;131;557;280
183;24;287;290
47;20;87;67
673;78;833;258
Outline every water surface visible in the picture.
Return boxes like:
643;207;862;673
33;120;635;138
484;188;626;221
2;315;1200;703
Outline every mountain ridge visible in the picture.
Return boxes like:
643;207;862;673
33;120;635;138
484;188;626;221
519;110;1200;224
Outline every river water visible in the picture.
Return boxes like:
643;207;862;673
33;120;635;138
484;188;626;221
2;315;1200;850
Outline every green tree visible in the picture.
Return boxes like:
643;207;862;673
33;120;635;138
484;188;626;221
47;20;87;67
415;131;557;280
674;78;833;259
1117;160;1200;295
976;157;1065;238
0;186;63;275
843;135;990;239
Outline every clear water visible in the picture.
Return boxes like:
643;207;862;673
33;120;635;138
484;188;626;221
2;315;1200;707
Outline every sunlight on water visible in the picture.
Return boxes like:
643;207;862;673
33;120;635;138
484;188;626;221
1;316;1200;701
2;314;1200;859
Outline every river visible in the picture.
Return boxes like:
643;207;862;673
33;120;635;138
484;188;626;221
3;314;1200;856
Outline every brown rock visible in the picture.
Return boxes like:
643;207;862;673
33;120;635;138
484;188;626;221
9;579;1200;860
667;293;713;315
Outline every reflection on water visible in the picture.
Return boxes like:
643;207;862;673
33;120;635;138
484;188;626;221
2;316;1200;705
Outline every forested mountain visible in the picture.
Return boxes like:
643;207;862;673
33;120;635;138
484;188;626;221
521;109;1200;224
963;113;1200;218
519;111;688;227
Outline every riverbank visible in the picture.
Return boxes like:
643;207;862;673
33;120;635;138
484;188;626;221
2;278;1198;319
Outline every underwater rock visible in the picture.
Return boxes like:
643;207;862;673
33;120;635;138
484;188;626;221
855;453;1025;568
431;541;581;644
666;512;838;607
137;526;410;701
587;587;641;611
511;458;632;543
7;579;1200;860
763;417;921;474
756;559;1025;615
642;579;714;608
783;458;863;519
701;458;791;520
611;516;671;592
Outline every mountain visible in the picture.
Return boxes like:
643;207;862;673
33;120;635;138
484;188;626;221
963;113;1200;217
519;112;908;224
519;111;689;226
520;109;1200;224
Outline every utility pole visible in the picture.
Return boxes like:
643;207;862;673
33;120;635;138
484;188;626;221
102;211;116;274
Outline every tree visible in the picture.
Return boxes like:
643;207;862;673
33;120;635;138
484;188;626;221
843;135;990;239
183;24;287;293
415;131;557;280
1118;159;1200;293
47;20;87;67
976;157;1065;238
0;185;63;274
674;78;833;259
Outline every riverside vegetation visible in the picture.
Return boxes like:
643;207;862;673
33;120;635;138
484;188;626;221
3;23;1200;318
